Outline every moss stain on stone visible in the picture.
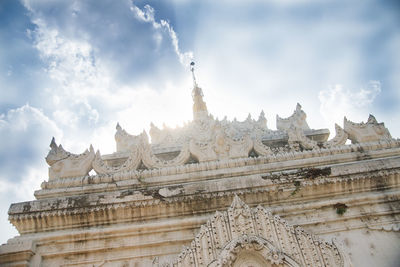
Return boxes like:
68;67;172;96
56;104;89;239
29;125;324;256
334;203;348;215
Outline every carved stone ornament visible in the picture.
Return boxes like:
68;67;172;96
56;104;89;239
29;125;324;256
141;131;192;168
92;148;141;175
161;196;352;267
89;107;395;175
344;115;392;143
192;85;209;120
45;137;95;180
323;124;348;148
253;138;272;156
276;103;310;131
189;124;253;162
93;132;141;174
287;125;318;150
115;123;142;152
93;130;193;174
49;77;394;177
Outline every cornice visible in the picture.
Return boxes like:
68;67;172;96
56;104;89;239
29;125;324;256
9;165;400;234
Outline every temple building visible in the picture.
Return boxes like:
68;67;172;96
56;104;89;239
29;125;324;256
1;64;399;266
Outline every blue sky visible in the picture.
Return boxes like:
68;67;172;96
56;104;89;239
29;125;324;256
0;0;399;244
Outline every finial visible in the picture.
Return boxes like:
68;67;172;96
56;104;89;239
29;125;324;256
247;113;252;120
116;122;122;131
50;137;57;149
368;114;377;124
190;61;197;87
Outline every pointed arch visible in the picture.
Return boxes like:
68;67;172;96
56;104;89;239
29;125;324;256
166;196;352;267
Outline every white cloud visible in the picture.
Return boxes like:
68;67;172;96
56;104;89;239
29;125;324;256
130;4;193;66
0;104;62;185
318;81;382;130
0;104;62;244
32;18;111;99
0;104;61;136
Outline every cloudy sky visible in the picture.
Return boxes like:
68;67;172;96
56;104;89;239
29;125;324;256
0;0;399;244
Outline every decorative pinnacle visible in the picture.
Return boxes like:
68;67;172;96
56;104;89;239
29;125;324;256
50;137;57;149
190;61;197;87
116;122;122;131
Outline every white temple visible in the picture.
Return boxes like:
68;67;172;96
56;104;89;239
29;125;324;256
0;63;399;267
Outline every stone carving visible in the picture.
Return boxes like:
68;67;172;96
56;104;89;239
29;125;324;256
162;196;352;267
344;115;392;143
141;132;191;168
211;235;290;267
192;85;208;120
54;78;394;177
323;124;348;148
45;137;95;180
189;125;253;162
90;109;395;174
287;125;318;150
191;62;209;121
253;138;272;156
94;129;193;174
40;139;399;191
276;103;310;131
225;111;270;139
92;132;143;174
149;122;189;147
115;123;142;152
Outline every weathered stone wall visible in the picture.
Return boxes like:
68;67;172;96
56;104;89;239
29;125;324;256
1;143;399;266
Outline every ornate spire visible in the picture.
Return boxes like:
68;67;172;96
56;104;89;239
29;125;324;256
190;61;208;120
190;61;197;87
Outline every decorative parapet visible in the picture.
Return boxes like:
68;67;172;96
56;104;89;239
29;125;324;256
45;138;94;180
276;103;310;131
41;74;396;180
189;125;253;162
92;148;141;175
323;124;348;148
38;139;400;193
141;132;192;168
115;123;143;152
162;196;352;267
90;110;395;177
344;115;392;143
90;103;327;175
287;125;318;150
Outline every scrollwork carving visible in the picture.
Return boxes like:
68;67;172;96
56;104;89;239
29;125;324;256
115;123;142;152
277;103;310;131
140;132;191;169
287;126;318;150
323;124;348;148
253;137;273;156
344;115;392;143
190;125;253;162
92;146;141;175
45;138;95;180
163;196;351;267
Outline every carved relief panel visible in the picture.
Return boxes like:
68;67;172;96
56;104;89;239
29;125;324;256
161;196;352;267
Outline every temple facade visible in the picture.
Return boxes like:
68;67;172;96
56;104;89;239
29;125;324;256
1;67;399;266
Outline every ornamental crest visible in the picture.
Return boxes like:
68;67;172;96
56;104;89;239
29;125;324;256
161;196;352;267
